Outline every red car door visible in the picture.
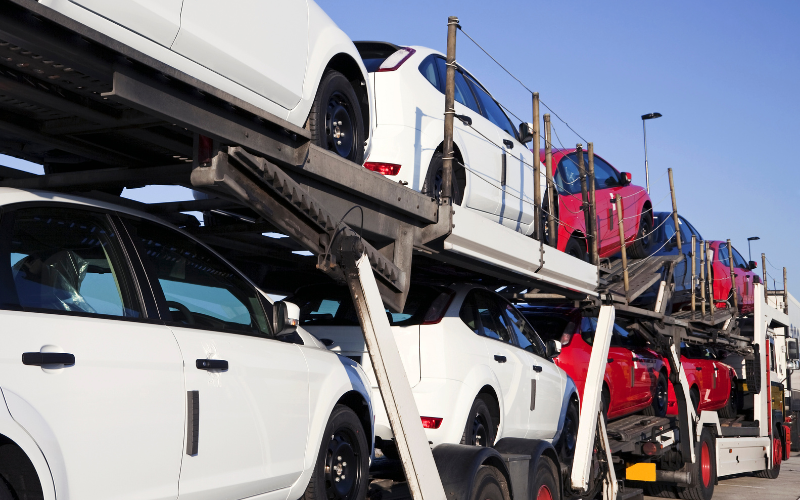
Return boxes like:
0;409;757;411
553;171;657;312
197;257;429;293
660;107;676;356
731;246;755;313
607;325;636;415
614;324;654;407
591;156;625;256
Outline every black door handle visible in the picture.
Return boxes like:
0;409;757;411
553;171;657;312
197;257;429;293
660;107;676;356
196;359;228;370
695;367;702;371
494;355;507;363
607;358;614;363
22;352;75;366
502;139;514;149
533;365;543;372
455;114;472;126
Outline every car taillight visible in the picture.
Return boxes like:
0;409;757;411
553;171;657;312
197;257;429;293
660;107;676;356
560;332;573;347
422;290;456;325
364;162;401;175
377;47;416;72
421;416;443;429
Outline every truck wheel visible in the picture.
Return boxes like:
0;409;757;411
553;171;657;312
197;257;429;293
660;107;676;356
461;398;496;447
644;372;668;417
756;426;782;479
530;455;559;500
628;213;653;259
677;428;715;500
308;70;365;165
301;405;369;500
469;465;511;500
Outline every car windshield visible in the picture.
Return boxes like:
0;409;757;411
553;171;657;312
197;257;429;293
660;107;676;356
291;284;449;327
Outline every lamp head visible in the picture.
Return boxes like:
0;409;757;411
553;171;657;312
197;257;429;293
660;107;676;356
641;112;662;120
747;236;761;241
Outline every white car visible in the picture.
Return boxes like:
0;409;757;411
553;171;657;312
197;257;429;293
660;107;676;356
356;42;538;234
0;188;373;500
41;0;373;164
291;283;580;461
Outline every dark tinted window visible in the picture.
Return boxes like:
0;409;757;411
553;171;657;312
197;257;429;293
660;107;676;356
555;154;583;195
732;248;748;269
462;289;511;342
592;157;620;189
503;303;547;357
418;55;442;91
581;317;597;346
124;218;270;336
3;208;141;318
612;323;646;348
717;245;730;267
680;216;703;241
435;58;480;114
521;313;572;342
465;75;517;138
663;216;677;244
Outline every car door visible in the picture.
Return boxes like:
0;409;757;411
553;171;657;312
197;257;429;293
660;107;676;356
607;324;636;412
554;153;588;237
435;58;501;216
613;324;653;407
468;290;528;439
67;0;184;47
122;216;310;500
673;216;696;295
0;206;185;500
731;247;754;309
465;75;535;229
500;301;563;439
591;156;626;255
172;0;309;110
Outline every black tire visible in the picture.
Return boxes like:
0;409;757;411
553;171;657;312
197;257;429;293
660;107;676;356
717;382;737;418
557;401;580;466
690;387;700;414
678;428;715;500
645;482;678;498
601;386;610;425
792;416;800;452
643;371;668;418
628;212;653;259
421;151;466;205
564;236;588;262
530;455;560;500
756;426;782;479
308;70;365;165
0;478;13;500
469;466;511;500
460;397;496;447
301;405;369;500
538;190;559;248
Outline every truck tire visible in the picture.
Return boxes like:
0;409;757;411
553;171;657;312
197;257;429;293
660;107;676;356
308;70;365;165
677;428;715;500
644;482;677;498
530;455;559;500
469;465;511;500
643;372;669;418
301;405;369;500
461;398;496;447
792;416;800;452
755;425;782;479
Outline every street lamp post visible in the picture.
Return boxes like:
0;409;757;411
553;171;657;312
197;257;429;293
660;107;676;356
747;236;760;262
641;112;662;194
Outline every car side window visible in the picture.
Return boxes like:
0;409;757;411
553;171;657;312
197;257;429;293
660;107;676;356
663;217;677;244
464;74;517;139
732;248;748;269
680;216;703;241
435;57;480;114
581;317;597;346
502;302;547;358
592;157;621;189
613;323;645;348
123;217;271;337
418;55;440;90
1;207;142;318
469;290;511;343
717;245;730;267
555;154;583;195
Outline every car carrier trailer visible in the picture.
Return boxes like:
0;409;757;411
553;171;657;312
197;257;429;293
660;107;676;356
0;2;793;500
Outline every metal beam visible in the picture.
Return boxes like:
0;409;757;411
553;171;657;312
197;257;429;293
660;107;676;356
0;163;191;189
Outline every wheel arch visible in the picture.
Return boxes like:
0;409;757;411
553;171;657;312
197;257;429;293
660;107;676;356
336;390;372;449
476;385;501;438
324;53;370;138
0;433;46;500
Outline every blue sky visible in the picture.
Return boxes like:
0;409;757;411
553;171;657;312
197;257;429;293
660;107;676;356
2;0;798;295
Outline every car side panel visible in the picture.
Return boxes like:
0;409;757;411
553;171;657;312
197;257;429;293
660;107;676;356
66;0;183;47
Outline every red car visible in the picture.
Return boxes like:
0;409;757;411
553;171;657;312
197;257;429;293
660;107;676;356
538;148;653;261
708;240;759;315
519;306;668;420
666;344;737;417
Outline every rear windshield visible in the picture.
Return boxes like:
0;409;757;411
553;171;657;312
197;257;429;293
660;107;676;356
291;284;449;327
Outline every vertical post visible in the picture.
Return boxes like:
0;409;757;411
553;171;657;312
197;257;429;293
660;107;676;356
668;168;681;250
762;253;768;302
588;143;598;265
691;234;697;320
441;16;458;205
577;144;590;258
706;242;714;316
699;240;707;319
726;240;738;312
784;267;789;315
615;196;629;298
544;114;556;247
532;92;541;239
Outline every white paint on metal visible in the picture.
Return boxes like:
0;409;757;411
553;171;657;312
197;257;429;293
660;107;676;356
654;280;666;313
665;341;696;464
598;415;618;500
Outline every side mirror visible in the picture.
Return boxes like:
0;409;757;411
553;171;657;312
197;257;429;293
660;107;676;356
749;261;758;270
273;301;299;335
788;338;799;361
620;172;632;185
546;339;562;358
518;122;534;144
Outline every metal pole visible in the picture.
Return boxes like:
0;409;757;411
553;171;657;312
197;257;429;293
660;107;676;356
577;144;590;259
727;240;738;312
668;168;681;250
706;242;714;317
762;253;768;303
784;267;789;315
441;16;458;205
643;120;650;194
699;240;707;319
691;234;697;320
615;196;629;298
588;143;598;265
533;92;541;240
544;114;556;247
